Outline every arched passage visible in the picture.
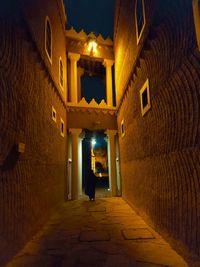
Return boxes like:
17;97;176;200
67;128;121;200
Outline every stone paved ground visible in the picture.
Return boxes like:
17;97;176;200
6;197;188;267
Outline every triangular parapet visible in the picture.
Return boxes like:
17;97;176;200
67;98;116;112
66;27;113;46
79;97;88;106
66;27;114;59
99;99;107;108
66;27;87;41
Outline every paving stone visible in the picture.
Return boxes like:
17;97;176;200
136;262;171;267
90;213;107;222
109;211;137;217
91;241;123;254
6;254;63;267
79;230;110;242
6;197;188;267
81;226;95;231
128;242;188;267
71;244;91;252
87;206;106;212
44;248;66;256
74;250;105;265
122;228;155;240
104;254;132;267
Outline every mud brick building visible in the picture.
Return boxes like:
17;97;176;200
0;0;200;265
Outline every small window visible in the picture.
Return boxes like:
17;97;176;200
140;79;151;116
59;58;64;89
135;0;146;44
192;0;200;50
52;106;57;122
45;17;52;63
121;119;125;137
60;118;64;137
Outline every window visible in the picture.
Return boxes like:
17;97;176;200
135;0;146;44
59;58;64;89
140;79;151;116
45;17;52;63
60;118;64;137
192;0;200;50
52;106;57;122
121;119;125;137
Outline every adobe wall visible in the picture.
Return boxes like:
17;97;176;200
67;109;117;130
0;2;67;264
20;0;67;102
115;0;200;260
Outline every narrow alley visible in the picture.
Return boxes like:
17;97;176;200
1;0;200;266
6;197;187;267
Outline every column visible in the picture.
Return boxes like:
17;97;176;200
69;128;82;200
115;136;122;196
68;52;80;103
106;130;117;196
67;134;72;200
78;132;85;197
77;67;85;102
103;59;114;107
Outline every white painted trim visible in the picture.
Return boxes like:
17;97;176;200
59;57;64;90
60;118;65;137
45;16;52;64
192;0;200;51
121;119;125;137
135;0;146;45
52;106;57;122
140;79;151;116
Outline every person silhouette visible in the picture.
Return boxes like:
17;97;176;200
85;169;97;201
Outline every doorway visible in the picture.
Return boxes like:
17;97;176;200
82;130;111;198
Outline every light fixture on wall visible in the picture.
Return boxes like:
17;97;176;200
17;142;25;153
91;138;96;147
87;37;98;55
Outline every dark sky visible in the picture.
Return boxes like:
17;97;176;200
81;76;106;104
64;0;115;38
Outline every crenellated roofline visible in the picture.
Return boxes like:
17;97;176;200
66;27;113;46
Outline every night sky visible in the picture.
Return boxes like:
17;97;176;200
81;75;106;104
64;0;115;38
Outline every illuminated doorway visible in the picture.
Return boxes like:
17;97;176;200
82;130;111;198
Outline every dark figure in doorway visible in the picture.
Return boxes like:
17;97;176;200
85;169;97;201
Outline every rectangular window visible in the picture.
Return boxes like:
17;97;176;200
45;17;52;63
192;0;200;50
140;79;151;116
142;89;148;109
52;106;57;122
121;119;125;137
59;58;64;89
61;118;64;137
135;0;146;44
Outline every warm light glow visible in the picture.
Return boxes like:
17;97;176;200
91;138;96;172
87;39;97;54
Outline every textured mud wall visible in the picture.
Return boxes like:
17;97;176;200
20;0;67;102
115;0;200;259
0;5;67;265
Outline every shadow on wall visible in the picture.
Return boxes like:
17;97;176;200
0;144;21;172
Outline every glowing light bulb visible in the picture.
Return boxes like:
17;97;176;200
88;39;97;54
91;138;96;147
